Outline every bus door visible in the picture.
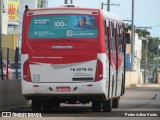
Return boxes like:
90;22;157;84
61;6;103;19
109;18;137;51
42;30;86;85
108;21;116;98
114;23;124;96
104;19;110;98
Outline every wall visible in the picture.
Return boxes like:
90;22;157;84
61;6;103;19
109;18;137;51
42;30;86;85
125;71;142;87
156;73;160;84
2;34;17;62
0;80;28;109
2;34;17;49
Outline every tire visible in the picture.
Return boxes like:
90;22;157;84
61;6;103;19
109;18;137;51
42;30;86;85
102;99;112;112
52;101;60;108
112;97;120;108
42;101;52;112
32;100;42;111
121;74;125;95
92;101;101;112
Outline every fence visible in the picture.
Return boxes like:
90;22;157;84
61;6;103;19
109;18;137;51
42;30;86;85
0;47;20;80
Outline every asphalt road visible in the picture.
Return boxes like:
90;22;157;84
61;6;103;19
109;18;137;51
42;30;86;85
1;87;160;117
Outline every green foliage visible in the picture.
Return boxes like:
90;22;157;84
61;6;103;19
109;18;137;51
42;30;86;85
136;29;150;37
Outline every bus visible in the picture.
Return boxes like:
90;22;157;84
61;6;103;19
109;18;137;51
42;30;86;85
21;5;130;112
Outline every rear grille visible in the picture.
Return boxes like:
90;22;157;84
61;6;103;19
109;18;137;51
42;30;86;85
72;77;93;81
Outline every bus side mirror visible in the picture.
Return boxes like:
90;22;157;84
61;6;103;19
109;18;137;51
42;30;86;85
125;33;130;44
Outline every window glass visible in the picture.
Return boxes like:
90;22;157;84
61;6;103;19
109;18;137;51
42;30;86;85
104;20;109;52
109;21;115;53
116;23;123;53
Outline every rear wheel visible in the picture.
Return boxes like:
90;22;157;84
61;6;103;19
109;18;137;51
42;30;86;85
32;100;42;111
92;101;101;112
121;74;125;95
52;101;60;108
42;101;52;111
112;97;120;108
102;99;112;112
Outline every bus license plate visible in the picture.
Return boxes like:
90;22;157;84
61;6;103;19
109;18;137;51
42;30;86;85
56;86;70;92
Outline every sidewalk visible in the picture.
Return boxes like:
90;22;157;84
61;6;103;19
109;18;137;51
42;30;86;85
0;105;30;111
131;83;160;87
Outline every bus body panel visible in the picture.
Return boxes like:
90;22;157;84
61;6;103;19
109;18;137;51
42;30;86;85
117;54;124;97
28;79;106;95
30;60;96;83
21;54;36;95
22;53;109;100
22;79;36;95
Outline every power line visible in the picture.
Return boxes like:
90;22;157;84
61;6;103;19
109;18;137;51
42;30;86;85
119;5;130;20
101;2;120;11
136;27;152;29
152;25;160;27
113;4;123;18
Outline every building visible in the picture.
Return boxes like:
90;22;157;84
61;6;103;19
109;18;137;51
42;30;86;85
125;31;142;72
2;0;48;62
2;0;8;35
17;0;48;47
125;30;143;86
133;33;142;71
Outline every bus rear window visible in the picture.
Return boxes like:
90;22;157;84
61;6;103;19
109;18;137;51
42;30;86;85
28;15;98;39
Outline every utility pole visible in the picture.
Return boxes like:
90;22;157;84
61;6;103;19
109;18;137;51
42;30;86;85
139;37;149;84
107;0;110;11
70;0;73;4
144;39;148;84
65;0;73;4
65;0;68;4
0;0;2;50
40;0;43;8
101;2;120;11
131;0;135;71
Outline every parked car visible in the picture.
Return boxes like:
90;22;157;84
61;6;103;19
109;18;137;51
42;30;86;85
11;62;21;79
0;65;12;80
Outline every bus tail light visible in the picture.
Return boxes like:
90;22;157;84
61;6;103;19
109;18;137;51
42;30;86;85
23;60;32;82
94;59;103;81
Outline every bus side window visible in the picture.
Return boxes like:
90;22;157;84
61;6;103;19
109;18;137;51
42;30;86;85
116;23;123;53
109;21;112;37
112;22;115;37
104;20;107;36
104;19;109;53
119;24;123;53
109;21;115;53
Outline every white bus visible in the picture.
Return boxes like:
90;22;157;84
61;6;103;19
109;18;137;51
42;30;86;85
21;5;130;112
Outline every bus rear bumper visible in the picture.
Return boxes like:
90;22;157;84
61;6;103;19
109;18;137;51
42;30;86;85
24;94;106;102
22;79;108;101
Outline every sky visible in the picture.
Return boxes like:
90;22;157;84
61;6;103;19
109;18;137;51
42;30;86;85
48;0;160;38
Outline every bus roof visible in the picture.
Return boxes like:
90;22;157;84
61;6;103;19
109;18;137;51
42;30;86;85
25;5;122;22
25;5;99;12
102;10;122;22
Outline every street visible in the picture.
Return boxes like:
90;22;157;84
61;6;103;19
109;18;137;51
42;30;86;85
2;87;160;117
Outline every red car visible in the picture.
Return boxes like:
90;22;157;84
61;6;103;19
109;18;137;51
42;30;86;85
0;66;12;80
